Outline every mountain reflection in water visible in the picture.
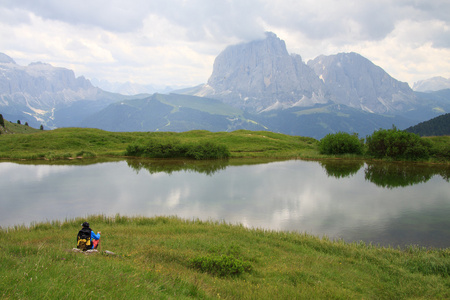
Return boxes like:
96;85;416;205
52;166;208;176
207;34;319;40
1;159;449;248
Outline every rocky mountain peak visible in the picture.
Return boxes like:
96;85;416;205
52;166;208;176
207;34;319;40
199;32;327;113
307;52;416;113
0;52;16;64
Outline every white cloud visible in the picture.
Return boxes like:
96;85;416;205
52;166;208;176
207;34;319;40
0;0;449;87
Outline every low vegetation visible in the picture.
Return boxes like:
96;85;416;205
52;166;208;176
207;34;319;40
0;127;319;160
0;116;41;135
125;139;231;159
319;132;363;155
0;117;449;162
318;128;449;162
1;216;449;299
366;126;432;160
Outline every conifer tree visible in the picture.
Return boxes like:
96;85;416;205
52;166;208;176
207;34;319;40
0;114;4;127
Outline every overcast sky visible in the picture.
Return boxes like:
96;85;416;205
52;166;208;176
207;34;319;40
0;0;449;88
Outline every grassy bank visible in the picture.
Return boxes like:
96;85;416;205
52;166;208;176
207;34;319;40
1;216;449;299
0;127;319;159
1;125;449;162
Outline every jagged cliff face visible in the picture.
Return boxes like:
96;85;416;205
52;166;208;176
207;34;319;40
0;57;98;110
308;53;416;114
0;53;107;127
194;33;417;115
198;32;328;113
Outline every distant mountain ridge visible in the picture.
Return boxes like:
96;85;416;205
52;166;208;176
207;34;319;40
406;112;450;136
81;93;266;132
413;77;450;92
190;32;328;113
90;78;177;96
308;52;416;114
187;32;417;115
0;53;143;128
1;31;450;139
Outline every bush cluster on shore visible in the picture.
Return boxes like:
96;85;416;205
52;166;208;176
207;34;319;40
319;127;449;161
125;139;230;159
319;132;363;155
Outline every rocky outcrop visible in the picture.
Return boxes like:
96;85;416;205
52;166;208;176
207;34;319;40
0;57;98;110
195;32;328;113
308;53;417;114
0;53;114;128
190;33;418;115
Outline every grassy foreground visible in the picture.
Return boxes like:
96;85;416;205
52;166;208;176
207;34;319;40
1;216;449;299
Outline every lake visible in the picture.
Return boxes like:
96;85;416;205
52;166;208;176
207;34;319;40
1;159;449;248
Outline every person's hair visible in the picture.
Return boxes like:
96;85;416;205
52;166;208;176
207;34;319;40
82;222;90;228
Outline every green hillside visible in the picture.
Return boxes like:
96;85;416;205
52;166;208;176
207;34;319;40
81;93;265;132
79;93;422;139
252;104;415;139
406;113;450;136
0;117;41;134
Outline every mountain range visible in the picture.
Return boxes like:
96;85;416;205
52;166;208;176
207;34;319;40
413;77;450;92
1;32;449;139
0;53;148;129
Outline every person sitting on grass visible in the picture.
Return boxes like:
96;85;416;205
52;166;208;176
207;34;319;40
77;222;101;251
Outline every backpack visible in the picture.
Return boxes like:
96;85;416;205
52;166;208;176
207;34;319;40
77;227;92;251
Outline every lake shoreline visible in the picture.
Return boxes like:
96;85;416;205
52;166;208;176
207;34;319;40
1;127;449;163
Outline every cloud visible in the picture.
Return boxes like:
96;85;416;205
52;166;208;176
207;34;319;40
0;0;449;86
2;0;150;32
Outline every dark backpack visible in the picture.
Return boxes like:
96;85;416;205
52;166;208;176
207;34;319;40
77;228;92;251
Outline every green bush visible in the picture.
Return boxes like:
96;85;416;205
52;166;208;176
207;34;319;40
428;138;450;161
366;127;431;160
125;139;230;160
185;142;230;159
319;132;363;155
190;255;252;277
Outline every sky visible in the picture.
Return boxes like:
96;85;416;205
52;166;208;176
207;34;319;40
0;0;449;88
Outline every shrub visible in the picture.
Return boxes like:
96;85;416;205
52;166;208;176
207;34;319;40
366;127;431;160
190;255;252;277
185;142;230;159
125;139;230;160
319;132;363;155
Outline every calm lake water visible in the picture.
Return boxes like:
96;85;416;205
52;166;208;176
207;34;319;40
1;159;449;248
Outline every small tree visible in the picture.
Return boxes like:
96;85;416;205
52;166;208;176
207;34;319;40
17;120;21;125
40;124;44;130
25;122;29;126
0;114;4;127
